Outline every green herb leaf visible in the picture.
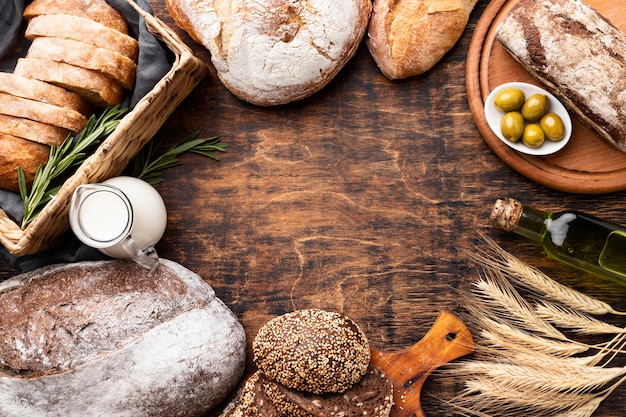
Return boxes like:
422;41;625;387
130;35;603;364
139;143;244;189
19;105;128;228
132;131;228;186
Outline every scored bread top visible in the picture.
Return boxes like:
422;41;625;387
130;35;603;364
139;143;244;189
25;14;139;62
0;72;91;116
15;57;124;108
23;0;129;35
27;37;137;90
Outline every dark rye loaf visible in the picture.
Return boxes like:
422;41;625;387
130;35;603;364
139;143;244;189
0;259;246;417
496;0;626;152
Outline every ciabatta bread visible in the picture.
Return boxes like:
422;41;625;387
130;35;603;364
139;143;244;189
0;91;87;133
25;14;139;61
0;134;50;192
0;259;246;417
27;37;137;90
367;0;477;79
23;0;129;35
496;0;626;152
14;57;124;108
165;0;372;106
0;114;69;146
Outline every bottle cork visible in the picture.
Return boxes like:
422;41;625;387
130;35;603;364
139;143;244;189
490;198;523;232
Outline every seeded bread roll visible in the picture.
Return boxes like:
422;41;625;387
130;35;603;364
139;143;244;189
496;0;626;152
0;259;246;417
165;0;372;106
253;309;370;394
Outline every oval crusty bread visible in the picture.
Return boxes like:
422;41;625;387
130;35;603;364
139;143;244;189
25;14;139;62
0;259;246;416
23;0;129;35
0;72;91;116
166;0;372;106
0;92;87;133
14;57;124;108
367;0;477;79
0;134;50;193
27;37;137;90
0;114;69;146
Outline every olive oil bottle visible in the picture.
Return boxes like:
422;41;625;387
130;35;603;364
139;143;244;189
490;198;626;285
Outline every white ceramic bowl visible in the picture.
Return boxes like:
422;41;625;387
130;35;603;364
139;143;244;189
484;82;572;156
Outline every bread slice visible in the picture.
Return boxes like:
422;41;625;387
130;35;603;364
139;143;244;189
0;92;87;133
27;37;136;90
0;134;50;192
14;58;124;108
0;72;91;116
25;14;139;62
0;114;69;146
496;0;626;152
23;0;128;35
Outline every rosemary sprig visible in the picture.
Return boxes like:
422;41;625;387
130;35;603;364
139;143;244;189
19;105;128;228
131;130;228;185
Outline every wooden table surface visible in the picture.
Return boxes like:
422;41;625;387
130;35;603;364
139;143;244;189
4;1;626;416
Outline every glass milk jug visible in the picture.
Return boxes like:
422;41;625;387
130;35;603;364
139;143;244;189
69;176;167;269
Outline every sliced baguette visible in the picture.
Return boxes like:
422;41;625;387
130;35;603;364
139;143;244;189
23;0;128;35
0;72;91;116
0;92;87;133
0;114;69;146
0;134;50;192
27;37;136;90
25;14;139;62
14;57;124;108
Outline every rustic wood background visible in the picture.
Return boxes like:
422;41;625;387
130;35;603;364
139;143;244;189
3;0;626;415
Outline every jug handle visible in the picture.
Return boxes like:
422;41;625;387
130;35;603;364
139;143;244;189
121;236;160;270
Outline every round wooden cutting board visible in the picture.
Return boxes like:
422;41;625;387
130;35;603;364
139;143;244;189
466;0;626;194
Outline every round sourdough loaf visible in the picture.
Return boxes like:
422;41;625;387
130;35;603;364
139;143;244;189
165;0;372;106
0;259;246;417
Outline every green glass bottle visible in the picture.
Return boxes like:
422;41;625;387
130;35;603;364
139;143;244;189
490;198;626;285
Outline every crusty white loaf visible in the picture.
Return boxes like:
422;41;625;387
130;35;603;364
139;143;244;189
367;0;477;79
166;0;372;106
496;0;626;152
0;259;246;417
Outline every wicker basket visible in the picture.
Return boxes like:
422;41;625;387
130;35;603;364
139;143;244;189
0;0;208;256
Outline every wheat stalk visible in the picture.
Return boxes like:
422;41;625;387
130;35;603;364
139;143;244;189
535;301;626;335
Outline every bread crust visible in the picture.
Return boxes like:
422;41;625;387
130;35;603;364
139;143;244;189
496;0;626;152
166;0;372;106
0;259;247;417
0;134;50;192
0;114;69;146
25;14;139;62
367;0;477;79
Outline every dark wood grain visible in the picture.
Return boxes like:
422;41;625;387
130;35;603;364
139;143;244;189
3;1;626;416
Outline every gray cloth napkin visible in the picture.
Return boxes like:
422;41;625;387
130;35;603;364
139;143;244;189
0;0;172;271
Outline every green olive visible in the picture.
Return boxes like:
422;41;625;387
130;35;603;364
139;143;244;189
500;111;524;142
540;112;565;141
494;88;525;112
521;93;549;121
522;124;545;147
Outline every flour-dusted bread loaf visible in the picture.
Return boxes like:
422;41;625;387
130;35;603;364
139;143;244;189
367;0;477;80
0;259;247;417
25;14;139;61
496;0;626;152
0;134;50;192
23;0;129;35
165;0;372;106
27;37;137;90
15;57;124;108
